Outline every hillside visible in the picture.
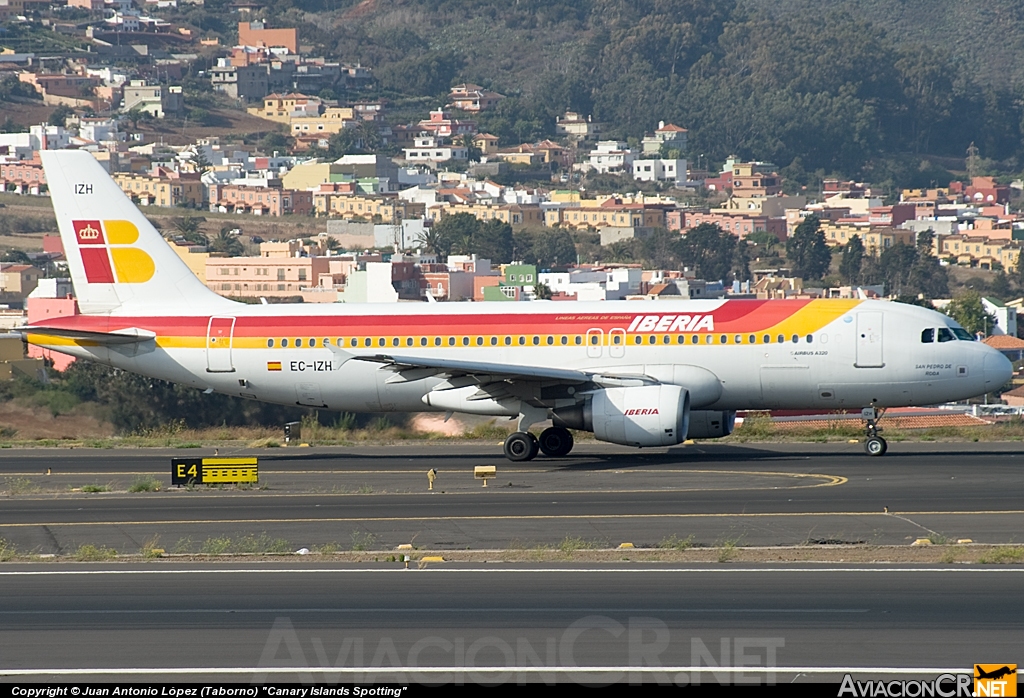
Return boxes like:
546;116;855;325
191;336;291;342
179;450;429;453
269;0;1024;182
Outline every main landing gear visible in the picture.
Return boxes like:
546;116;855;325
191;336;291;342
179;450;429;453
503;426;575;462
863;407;887;457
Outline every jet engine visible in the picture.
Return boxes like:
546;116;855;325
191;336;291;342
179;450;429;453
552;384;690;447
685;410;736;439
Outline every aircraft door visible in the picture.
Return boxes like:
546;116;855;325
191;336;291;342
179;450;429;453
206;316;236;373
586;328;603;358
855;312;884;368
609;328;626;358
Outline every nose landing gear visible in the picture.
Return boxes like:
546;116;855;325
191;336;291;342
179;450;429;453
863;407;887;456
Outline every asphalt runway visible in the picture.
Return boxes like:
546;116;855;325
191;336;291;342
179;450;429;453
1;564;1021;682
1;442;1023;552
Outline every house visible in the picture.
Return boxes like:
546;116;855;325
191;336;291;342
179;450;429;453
122;80;183;118
402;136;468;166
632;158;687;186
237;21;298;54
113;170;204;207
584;141;634;175
641;121;687;156
555;111;603;140
209;63;269;102
417;109;476;139
447;83;505;112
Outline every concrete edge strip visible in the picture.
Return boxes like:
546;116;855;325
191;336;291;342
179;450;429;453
1;567;1023;576
0;666;973;676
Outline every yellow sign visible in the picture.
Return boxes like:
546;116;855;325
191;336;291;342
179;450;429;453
975;665;1017;697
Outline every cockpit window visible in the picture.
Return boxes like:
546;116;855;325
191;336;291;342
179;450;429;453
937;327;955;343
952;327;974;341
921;328;934;343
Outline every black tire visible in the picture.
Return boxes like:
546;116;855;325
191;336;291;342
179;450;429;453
539;426;574;457
504;431;539;462
865;436;887;457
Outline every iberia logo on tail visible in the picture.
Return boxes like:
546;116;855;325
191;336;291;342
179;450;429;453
72;220;155;284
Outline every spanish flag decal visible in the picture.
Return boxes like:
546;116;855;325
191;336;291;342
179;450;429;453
267;361;282;372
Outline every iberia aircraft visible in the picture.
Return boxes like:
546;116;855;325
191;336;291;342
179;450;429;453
21;151;1013;460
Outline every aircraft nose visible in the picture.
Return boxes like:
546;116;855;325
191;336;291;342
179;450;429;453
983;349;1013;389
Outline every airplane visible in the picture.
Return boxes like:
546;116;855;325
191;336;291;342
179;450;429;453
18;150;1014;461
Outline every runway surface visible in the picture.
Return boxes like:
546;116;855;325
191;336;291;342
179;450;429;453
2;442;1023;552
1;563;1021;682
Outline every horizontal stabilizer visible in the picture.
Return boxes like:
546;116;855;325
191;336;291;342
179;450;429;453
17;326;156;345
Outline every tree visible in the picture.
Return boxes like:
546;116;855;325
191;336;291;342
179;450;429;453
470;219;514;264
679;223;736;282
839;235;865;284
125;106;146;130
533;281;554;300
48;105;74;128
786;215;831;280
945;291;997;336
520;229;578;268
208;228;244;257
460;133;482;163
430;213;480;257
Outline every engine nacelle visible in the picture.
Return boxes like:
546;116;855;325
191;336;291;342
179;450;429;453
686;410;736;439
553;385;690;447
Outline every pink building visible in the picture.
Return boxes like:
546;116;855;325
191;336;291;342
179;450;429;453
208;183;313;217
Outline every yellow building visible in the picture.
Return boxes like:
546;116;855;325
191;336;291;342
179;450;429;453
169;240;209;284
282;160;340;191
289;107;356;136
316;194;425;221
246;93;321;124
112;172;204;208
430;203;545;227
936;235;1023;271
544;201;665;229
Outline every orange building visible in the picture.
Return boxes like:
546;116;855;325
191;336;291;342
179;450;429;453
237;21;298;54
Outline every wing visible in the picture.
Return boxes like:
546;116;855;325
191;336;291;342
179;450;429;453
326;342;652;389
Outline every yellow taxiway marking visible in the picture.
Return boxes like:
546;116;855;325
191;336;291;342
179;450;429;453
2;510;1022;528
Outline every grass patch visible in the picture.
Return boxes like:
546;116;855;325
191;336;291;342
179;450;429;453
0;537;16;561
717;540;740;562
234;533;291;554
141;536;163;559
559;536;600;555
658;534;696;551
80;484;109;493
3;477;39;495
172;537;194;554
199;537;232;555
315;542;340;555
928;533;952;545
128;476;161;492
350;531;377;551
978;546;1024;564
75;544;117;561
248;438;281;448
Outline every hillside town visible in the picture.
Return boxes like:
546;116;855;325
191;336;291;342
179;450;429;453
2;8;1024;358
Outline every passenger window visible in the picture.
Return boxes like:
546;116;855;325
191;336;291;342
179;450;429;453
518;336;526;345
379;338;386;347
691;335;699;344
663;335;670;344
677;335;685;344
735;335;742;344
421;337;428;346
791;334;799;343
393;338;400;347
282;339;289;347
364;338;372;347
749;335;756;343
448;337;455;346
407;337;414;346
267;339;274;348
434;337;441;346
490;337;498;346
560;336;568;345
720;335;727;344
476;337;483;346
296;339;302;347
309;338;316;347
575;336;582;345
532;336;539;345
777;334;785;343
462;337;469;346
504;336;511;345
938;328;955;342
763;335;770;343
547;336;554;345
921;328;934;343
350;338;358;348
806;335;813;344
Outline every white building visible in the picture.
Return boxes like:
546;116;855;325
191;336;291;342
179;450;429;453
402;136;467;166
632;158;687;186
585;140;634;175
539;267;643;301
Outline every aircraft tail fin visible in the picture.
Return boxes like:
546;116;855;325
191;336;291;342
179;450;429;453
40;150;235;315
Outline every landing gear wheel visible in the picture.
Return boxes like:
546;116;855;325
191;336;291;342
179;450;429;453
538;426;574;457
865;436;888;457
504;431;539;462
